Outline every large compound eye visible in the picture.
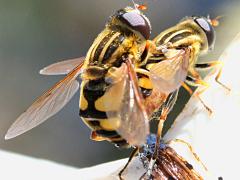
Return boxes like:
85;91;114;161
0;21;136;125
118;10;151;39
194;17;216;50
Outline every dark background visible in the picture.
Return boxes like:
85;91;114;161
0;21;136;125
1;0;239;168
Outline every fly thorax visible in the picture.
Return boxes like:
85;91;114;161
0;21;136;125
125;35;147;63
177;19;209;53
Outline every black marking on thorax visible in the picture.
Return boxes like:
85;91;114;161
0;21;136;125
169;31;192;44
92;32;116;63
102;34;125;63
156;30;178;45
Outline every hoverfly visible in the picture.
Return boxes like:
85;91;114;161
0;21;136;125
5;5;153;147
5;4;172;179
136;15;229;176
138;134;203;180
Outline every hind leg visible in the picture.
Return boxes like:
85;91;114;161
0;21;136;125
195;61;230;91
118;147;139;180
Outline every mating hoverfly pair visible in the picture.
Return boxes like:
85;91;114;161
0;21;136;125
5;2;225;179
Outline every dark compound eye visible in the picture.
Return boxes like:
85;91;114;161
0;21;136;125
118;10;151;39
194;17;216;50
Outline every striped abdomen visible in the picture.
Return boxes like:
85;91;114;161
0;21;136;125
79;78;129;147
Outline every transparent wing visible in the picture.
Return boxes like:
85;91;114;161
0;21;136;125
39;57;85;75
149;49;190;94
105;61;149;146
5;63;84;139
161;89;179;117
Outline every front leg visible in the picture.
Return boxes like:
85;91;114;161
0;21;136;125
195;61;230;91
146;90;178;179
182;79;212;114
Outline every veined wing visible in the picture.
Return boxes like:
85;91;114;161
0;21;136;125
149;49;190;94
39;57;85;75
5;63;84;140
104;60;149;146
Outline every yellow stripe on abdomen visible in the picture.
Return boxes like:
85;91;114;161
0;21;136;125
138;77;153;89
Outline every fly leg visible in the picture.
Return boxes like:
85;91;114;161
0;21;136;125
182;77;212;114
145;111;166;179
195;61;231;91
145;91;178;179
118;147;139;180
183;61;230;114
166;138;208;171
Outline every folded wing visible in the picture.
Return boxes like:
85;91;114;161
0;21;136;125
104;60;149;146
150;49;190;94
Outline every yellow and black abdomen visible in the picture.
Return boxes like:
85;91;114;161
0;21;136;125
79;78;129;147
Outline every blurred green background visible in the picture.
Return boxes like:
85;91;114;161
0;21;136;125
1;0;240;168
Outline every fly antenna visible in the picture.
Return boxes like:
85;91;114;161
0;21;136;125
207;15;225;27
130;0;148;11
131;0;138;10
